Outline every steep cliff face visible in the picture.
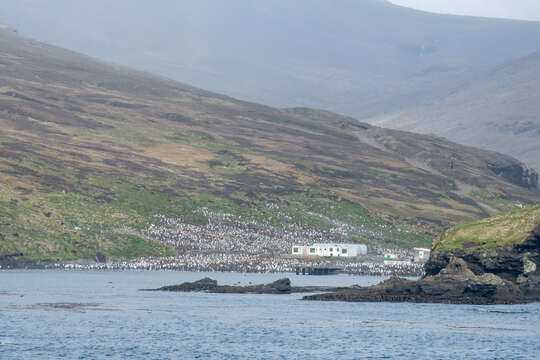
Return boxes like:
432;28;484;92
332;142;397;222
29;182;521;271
426;225;540;280
486;162;538;190
427;205;540;278
426;215;540;302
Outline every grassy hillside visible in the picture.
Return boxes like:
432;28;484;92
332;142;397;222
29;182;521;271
0;28;539;260
432;205;540;251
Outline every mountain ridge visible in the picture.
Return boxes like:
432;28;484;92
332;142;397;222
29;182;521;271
371;50;540;169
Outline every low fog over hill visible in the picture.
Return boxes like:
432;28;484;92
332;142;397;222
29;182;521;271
373;51;540;169
1;0;540;115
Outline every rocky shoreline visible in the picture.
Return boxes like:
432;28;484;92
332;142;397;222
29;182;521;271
0;255;424;277
303;258;533;304
149;226;540;305
0;256;57;270
304;225;540;304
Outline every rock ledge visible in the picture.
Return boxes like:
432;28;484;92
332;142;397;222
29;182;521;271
304;226;540;304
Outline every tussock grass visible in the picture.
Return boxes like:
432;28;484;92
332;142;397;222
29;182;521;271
433;204;540;251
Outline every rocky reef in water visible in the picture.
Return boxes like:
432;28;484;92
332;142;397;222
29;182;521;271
304;224;540;305
142;277;350;295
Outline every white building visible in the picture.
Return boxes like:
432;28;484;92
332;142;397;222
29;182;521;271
291;243;367;258
413;248;431;262
290;245;310;256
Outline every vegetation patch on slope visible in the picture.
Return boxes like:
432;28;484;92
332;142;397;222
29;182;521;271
0;183;177;260
432;204;540;251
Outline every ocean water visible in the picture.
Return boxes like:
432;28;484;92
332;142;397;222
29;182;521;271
1;270;539;360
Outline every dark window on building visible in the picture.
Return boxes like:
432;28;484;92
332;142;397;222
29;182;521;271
342;249;348;254
293;247;299;253
310;248;316;253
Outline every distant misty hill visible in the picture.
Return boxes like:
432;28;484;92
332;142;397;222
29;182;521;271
1;0;540;166
373;51;540;169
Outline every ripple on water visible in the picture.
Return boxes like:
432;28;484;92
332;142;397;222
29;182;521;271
0;270;539;360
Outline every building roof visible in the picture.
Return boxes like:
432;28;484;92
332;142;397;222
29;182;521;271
312;243;366;248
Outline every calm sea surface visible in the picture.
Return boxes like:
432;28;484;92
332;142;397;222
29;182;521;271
1;270;539;360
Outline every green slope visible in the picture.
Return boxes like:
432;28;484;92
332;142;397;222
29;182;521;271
0;28;539;260
433;204;540;252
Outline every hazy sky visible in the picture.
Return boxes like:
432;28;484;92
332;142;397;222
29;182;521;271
390;0;540;21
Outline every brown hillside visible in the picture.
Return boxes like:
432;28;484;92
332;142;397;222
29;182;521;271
0;27;538;259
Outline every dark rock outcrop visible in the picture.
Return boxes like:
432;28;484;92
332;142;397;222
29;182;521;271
486;162;538;190
150;277;219;292
426;225;540;282
304;258;528;304
304;226;540;305
145;278;293;294
0;255;55;269
144;278;349;295
93;253;107;263
212;278;292;294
